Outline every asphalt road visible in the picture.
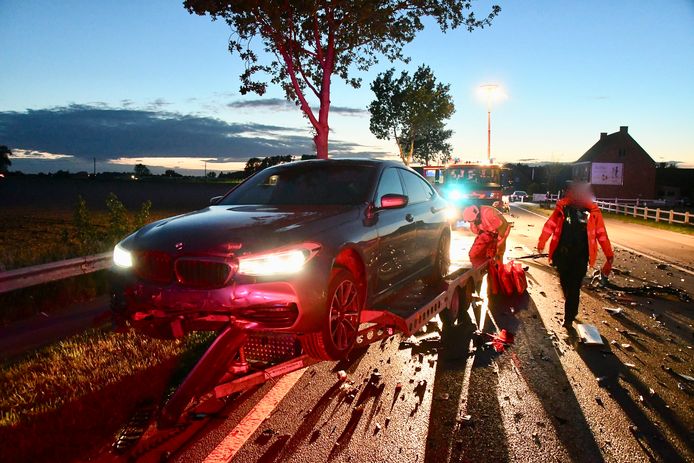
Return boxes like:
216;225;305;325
156;206;693;463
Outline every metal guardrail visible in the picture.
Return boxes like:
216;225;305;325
595;200;692;226
0;252;113;294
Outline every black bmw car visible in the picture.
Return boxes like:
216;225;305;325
111;159;452;360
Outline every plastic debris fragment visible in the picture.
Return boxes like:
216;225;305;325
485;329;515;353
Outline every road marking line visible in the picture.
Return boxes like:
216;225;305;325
513;205;694;276
203;368;306;463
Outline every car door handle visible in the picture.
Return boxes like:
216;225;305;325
431;206;445;214
405;213;414;222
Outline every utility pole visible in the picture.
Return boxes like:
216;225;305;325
93;157;96;176
204;161;207;178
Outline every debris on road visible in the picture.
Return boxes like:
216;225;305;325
337;370;348;382
370;369;382;384
604;307;624;316
576;324;604;345
484;329;515;353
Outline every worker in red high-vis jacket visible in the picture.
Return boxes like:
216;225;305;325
463;205;510;265
538;182;614;328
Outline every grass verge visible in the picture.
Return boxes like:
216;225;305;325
0;328;214;462
515;204;694;235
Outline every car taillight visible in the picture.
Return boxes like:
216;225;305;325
175;258;237;289
134;251;173;284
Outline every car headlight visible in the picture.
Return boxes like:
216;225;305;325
113;243;133;268
237;244;320;277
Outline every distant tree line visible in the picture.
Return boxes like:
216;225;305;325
503;163;573;195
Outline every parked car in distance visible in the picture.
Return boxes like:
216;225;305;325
111;159;452;360
509;190;529;202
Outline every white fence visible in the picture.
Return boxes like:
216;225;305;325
595;200;692;226
0;252;113;294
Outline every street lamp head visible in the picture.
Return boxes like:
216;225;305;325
477;84;505;110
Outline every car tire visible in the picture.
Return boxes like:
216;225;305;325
301;267;364;360
425;232;451;287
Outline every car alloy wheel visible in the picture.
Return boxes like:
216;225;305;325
328;279;361;351
426;232;451;287
301;268;364;360
437;232;451;279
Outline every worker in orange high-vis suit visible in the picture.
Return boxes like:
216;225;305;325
538;182;614;328
463;205;510;265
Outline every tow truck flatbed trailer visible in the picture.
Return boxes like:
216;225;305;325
107;257;488;462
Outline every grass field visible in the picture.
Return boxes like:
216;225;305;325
0;328;215;462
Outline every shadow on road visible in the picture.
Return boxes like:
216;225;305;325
577;344;691;463
423;305;511;463
489;291;606;463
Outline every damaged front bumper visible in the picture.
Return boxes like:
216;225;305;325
110;269;313;339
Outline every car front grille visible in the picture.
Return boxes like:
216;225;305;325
134;251;173;284
175;258;235;289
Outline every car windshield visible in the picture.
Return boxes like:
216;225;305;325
444;166;500;186
220;163;377;206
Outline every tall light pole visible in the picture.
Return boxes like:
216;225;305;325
479;84;502;162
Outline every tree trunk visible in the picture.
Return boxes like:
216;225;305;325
313;30;335;160
314;83;330;159
314;128;329;159
406;138;415;166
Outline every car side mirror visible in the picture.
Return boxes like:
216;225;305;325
380;194;409;209
210;196;223;205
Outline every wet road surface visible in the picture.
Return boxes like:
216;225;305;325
151;207;693;463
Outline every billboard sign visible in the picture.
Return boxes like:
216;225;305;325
591;162;623;185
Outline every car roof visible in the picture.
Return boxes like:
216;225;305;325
286;158;404;168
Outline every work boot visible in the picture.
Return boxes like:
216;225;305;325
561;318;574;328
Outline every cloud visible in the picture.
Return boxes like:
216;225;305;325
11;149;73;160
0;104;382;172
0;104;314;160
228;98;367;116
147;98;171;109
